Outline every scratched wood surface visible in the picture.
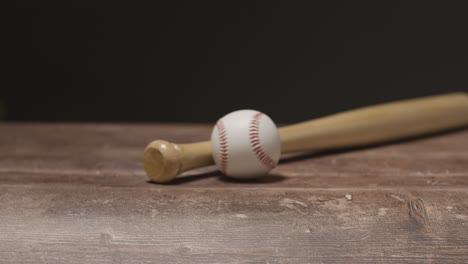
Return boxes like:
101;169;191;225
0;123;467;264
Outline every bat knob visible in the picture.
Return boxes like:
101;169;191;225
143;140;183;183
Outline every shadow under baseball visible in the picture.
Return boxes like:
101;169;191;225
148;170;287;185
217;174;287;184
146;164;289;185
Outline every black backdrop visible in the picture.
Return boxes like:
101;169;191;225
3;1;468;123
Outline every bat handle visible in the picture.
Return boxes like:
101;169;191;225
279;92;468;153
144;140;213;183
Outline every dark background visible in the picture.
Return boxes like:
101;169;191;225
2;1;468;123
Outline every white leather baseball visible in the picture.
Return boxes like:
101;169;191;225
211;109;281;179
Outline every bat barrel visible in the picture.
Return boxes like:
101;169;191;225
279;92;468;153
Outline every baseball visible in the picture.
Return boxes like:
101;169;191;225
211;109;281;179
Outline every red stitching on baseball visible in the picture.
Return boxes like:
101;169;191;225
249;112;277;169
216;120;228;174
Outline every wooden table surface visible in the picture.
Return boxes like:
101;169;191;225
0;123;467;263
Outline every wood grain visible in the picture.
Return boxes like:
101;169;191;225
1;123;468;263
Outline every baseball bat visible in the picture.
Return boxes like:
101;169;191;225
144;92;468;183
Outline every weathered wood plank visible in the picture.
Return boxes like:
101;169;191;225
0;124;468;263
0;186;467;263
0;124;467;188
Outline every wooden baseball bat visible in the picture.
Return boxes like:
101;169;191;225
144;92;468;183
